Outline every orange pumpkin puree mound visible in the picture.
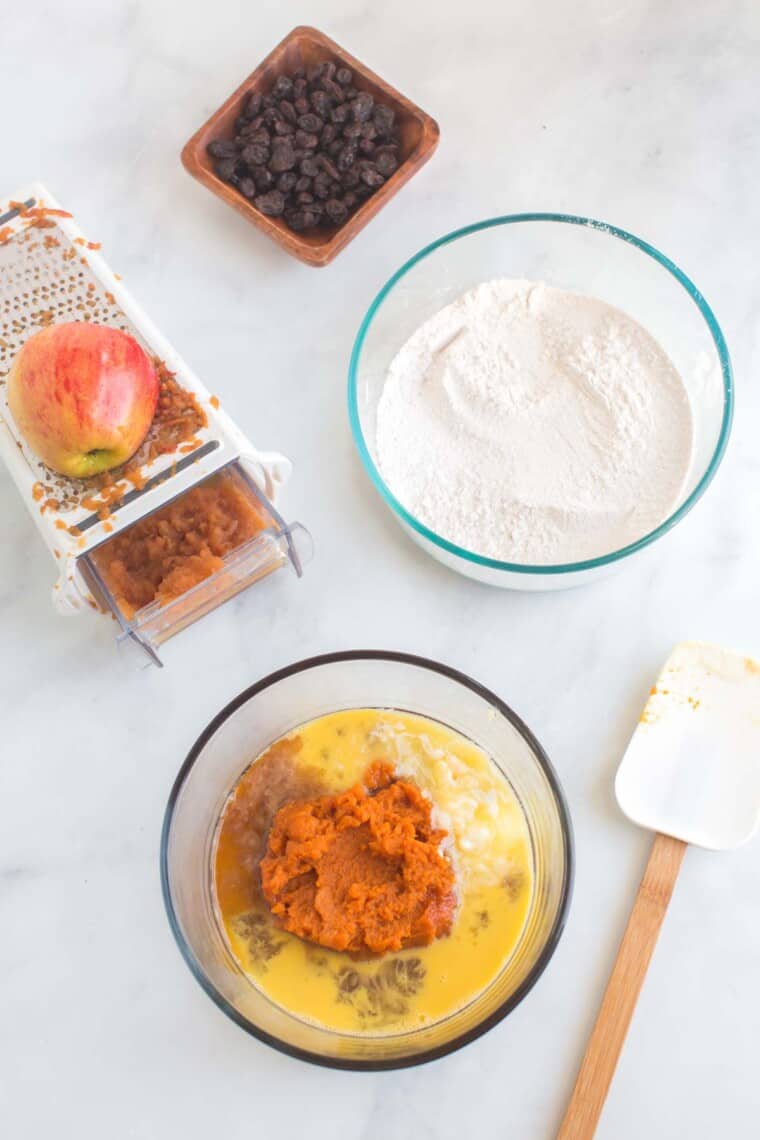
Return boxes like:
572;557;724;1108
260;762;458;956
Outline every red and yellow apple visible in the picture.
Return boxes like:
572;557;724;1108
7;322;159;478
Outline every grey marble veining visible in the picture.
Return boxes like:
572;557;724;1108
1;1;759;1137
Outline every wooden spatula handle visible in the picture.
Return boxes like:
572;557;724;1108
557;832;687;1140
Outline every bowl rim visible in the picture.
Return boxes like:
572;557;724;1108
347;213;734;575
160;649;575;1070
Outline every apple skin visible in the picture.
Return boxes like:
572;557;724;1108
7;322;159;478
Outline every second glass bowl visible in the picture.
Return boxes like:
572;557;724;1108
161;651;573;1069
348;215;733;590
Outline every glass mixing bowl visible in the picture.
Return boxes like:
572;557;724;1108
161;651;573;1069
348;215;733;589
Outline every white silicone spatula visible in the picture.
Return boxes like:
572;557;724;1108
558;641;760;1140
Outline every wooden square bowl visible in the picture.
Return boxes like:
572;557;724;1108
181;26;439;267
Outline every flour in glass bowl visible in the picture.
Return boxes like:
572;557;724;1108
375;279;695;564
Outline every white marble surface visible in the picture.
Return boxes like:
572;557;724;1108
2;1;759;1136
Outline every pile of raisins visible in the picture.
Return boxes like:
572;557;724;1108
207;59;401;233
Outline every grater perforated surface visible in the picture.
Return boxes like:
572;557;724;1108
0;184;293;619
0;203;215;523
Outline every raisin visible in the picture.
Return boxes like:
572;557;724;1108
272;75;293;99
318;156;340;181
207;138;238;159
214;157;237;180
243;127;270;146
351;92;374;122
297;112;323;133
277;171;298;193
312;173;331;199
324;198;348;225
300;155;320;177
227;54;401;232
337;143;357;170
269;139;297;172
241;143;268;167
373;104;395;135
375;150;398;176
286;208;318;231
310;89;332;118
245;91;262;117
340;167;360;188
360;165;385;188
254;190;285;217
253;166;274;191
321;77;344;102
295;130;319;150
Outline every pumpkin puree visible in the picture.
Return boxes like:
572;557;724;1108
260;762;458;955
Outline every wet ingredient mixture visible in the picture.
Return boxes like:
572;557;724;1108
376;279;695;564
90;466;271;617
213;709;533;1034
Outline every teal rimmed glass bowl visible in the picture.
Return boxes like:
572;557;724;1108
348;215;733;590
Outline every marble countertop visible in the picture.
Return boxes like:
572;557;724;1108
2;1;759;1137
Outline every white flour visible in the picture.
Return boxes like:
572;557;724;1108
376;279;694;564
